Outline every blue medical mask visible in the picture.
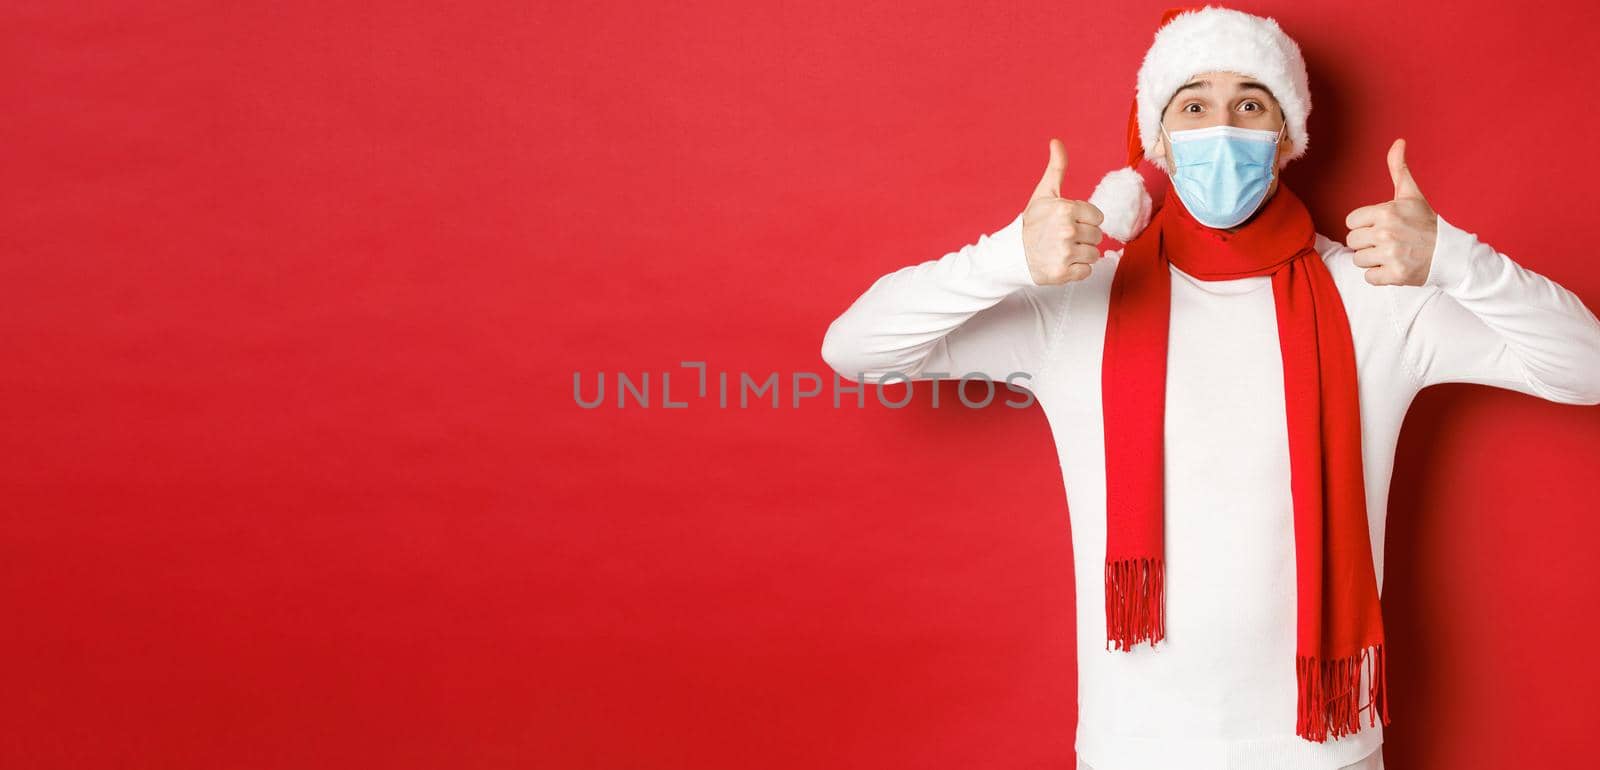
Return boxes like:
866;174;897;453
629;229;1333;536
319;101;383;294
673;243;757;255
1161;123;1286;229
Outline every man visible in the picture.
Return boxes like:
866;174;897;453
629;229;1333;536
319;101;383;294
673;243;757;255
819;6;1600;770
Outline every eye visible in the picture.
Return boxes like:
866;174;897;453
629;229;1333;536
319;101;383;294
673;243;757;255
1183;102;1203;113
1240;100;1262;112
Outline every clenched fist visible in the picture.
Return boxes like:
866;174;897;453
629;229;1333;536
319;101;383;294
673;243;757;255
1023;138;1105;285
1343;138;1439;286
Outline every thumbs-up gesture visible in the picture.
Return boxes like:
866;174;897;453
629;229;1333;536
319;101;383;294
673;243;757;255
1023;138;1105;285
1343;138;1440;286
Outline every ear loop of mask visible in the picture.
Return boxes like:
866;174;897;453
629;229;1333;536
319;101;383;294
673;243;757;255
1268;122;1286;175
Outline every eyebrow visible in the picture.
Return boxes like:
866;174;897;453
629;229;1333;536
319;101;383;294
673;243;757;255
1173;79;1275;99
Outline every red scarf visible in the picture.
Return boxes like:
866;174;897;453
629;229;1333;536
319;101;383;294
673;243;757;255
1100;182;1392;741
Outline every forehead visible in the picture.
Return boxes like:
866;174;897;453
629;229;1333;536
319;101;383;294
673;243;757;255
1173;71;1276;99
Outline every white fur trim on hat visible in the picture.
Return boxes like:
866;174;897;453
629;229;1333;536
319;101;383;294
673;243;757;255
1137;6;1311;174
1088;166;1152;243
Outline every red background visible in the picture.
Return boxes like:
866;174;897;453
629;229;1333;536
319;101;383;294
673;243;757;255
5;1;1599;767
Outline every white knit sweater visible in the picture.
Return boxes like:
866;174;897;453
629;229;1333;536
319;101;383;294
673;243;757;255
820;207;1600;770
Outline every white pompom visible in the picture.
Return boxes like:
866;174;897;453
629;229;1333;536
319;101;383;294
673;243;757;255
1087;166;1153;243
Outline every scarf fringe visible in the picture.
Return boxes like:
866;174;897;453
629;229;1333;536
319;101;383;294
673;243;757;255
1295;643;1391;742
1104;556;1165;651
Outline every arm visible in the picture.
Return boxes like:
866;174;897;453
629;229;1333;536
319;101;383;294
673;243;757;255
1389;213;1600;404
820;212;1062;384
821;138;1109;386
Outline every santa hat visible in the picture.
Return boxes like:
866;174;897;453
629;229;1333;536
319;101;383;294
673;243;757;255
1087;5;1313;242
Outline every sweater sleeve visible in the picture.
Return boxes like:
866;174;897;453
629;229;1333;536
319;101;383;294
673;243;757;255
1386;213;1600;404
819;211;1064;386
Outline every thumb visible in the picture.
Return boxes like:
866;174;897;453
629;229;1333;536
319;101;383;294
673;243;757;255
1032;138;1067;200
1388;138;1424;200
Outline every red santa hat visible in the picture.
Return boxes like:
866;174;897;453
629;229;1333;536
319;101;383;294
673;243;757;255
1087;5;1313;242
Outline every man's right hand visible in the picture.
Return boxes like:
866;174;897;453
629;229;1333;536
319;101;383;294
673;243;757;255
1023;138;1105;286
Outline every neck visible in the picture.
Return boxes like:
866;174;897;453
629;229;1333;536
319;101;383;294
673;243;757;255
1157;178;1314;276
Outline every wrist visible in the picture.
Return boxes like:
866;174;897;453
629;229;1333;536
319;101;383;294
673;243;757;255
1422;213;1474;292
983;211;1037;289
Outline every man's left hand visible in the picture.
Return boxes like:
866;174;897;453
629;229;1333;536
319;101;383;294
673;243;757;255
1343;138;1439;286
